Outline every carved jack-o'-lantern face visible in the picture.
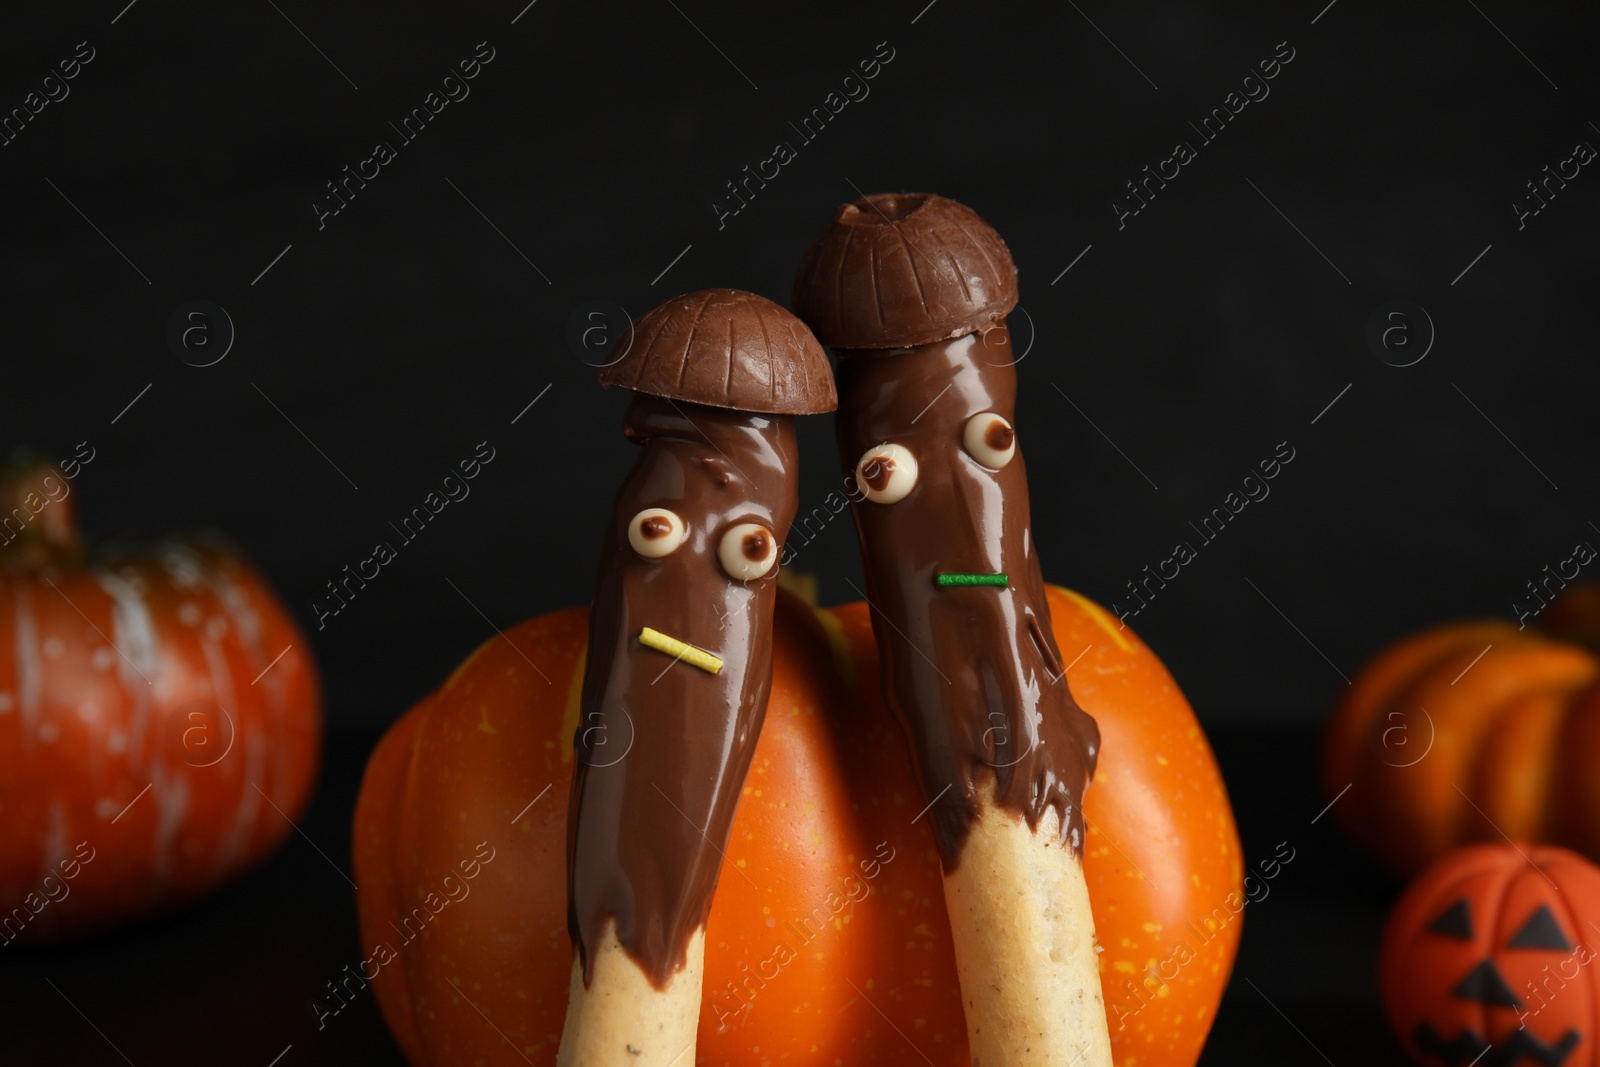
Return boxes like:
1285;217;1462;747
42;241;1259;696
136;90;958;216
1380;844;1600;1067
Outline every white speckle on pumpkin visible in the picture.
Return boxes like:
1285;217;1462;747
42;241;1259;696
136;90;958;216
43;637;64;659
0;692;12;712
205;616;228;640
94;569;160;686
150;770;192;880
178;602;203;626
92;647;114;672
163;547;205;589
15;586;42;733
39;722;59;742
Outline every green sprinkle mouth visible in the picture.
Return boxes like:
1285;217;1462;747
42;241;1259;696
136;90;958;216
935;573;1009;587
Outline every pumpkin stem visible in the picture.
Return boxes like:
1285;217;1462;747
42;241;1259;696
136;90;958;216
1541;583;1600;656
0;453;84;566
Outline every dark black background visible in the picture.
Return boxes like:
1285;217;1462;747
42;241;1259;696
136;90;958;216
2;0;1596;1063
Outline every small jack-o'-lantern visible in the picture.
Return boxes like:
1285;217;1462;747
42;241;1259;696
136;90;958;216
1380;843;1600;1067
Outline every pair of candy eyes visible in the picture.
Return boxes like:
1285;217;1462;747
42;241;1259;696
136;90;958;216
856;412;1017;505
627;510;777;580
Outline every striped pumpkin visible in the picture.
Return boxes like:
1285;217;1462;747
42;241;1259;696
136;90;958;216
0;459;320;942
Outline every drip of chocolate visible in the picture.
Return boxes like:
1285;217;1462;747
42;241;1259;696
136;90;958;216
567;289;834;989
795;194;1100;871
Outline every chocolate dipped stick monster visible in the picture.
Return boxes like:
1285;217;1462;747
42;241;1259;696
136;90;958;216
794;194;1113;1067
557;290;835;1067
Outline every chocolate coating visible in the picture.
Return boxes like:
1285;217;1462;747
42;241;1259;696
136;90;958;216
832;328;1099;870
599;288;837;415
566;393;799;988
792;194;1020;350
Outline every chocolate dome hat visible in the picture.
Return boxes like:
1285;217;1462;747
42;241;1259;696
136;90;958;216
599;288;836;415
792;192;1020;350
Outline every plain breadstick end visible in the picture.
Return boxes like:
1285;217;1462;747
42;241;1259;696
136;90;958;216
556;924;705;1067
942;801;1114;1067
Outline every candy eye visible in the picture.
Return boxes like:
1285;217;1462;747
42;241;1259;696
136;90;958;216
719;523;778;581
963;413;1016;470
628;508;687;559
855;444;919;504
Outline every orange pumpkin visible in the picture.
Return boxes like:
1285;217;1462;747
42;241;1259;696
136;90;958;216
0;459;322;942
1321;607;1600;876
1380;842;1600;1067
352;585;1241;1066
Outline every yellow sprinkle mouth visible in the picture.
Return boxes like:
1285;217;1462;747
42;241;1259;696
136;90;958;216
638;627;724;675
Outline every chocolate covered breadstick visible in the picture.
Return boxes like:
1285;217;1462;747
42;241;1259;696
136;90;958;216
794;194;1113;1067
557;289;835;1067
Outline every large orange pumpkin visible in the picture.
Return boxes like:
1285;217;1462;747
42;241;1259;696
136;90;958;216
1379;842;1600;1067
1321;604;1600;876
0;458;322;942
351;585;1241;1066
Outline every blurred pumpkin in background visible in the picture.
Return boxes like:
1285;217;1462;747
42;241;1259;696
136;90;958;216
0;454;321;942
353;583;1241;1067
1321;585;1600;877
